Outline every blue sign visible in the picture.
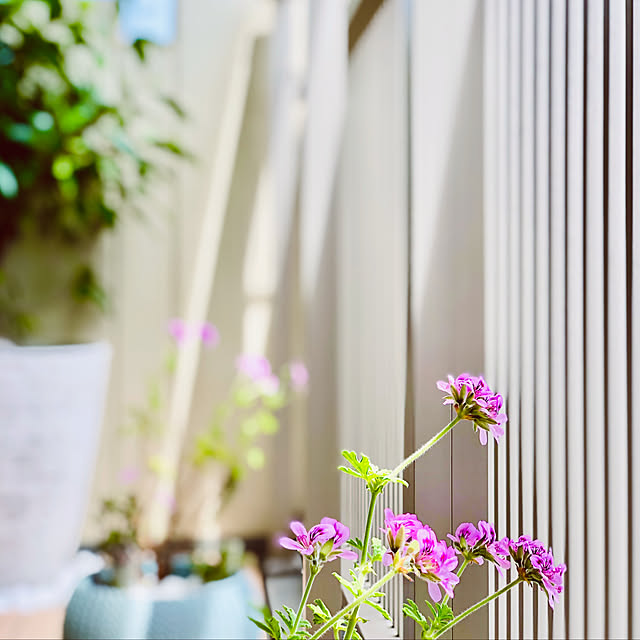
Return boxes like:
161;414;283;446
90;0;177;46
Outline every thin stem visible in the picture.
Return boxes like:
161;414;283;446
308;570;397;640
343;489;381;639
430;577;522;639
440;558;470;608
290;564;319;637
391;415;462;478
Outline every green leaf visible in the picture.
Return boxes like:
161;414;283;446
332;571;357;596
0;162;18;198
255;409;279;434
246;447;265;470
159;95;187;118
364;598;392;621
308;598;331;625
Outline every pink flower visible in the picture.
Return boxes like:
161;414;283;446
382;509;459;601
289;361;309;392
448;521;511;576
415;537;460;602
436;374;507;445
168;318;187;344
319;517;358;562
200;323;219;347
236;354;272;382
258;373;280;397
279;518;356;563
279;521;333;556
118;466;140;485
508;536;566;608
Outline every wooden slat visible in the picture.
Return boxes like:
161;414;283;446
566;0;586;638
483;0;499;635
534;1;551;637
606;1;629;637
549;0;568;637
507;0;522;636
495;1;510;637
519;1;536;636
632;5;640;636
584;1;607;636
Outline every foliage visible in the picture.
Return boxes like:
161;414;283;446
0;0;187;339
338;450;407;495
403;599;454;639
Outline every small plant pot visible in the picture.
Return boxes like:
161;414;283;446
63;569;260;640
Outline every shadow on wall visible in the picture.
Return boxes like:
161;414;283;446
172;35;290;541
413;1;486;639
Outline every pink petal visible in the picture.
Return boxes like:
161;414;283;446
289;521;307;537
279;537;304;552
428;581;442;602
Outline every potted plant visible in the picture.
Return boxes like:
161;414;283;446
63;320;309;640
0;0;185;591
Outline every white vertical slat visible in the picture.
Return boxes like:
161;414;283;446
495;1;510;637
585;1;607;637
566;1;586;638
520;1;536;637
483;1;498;635
534;1;551;637
606;2;629;637
507;1;522;636
632;6;640;637
549;0;567;636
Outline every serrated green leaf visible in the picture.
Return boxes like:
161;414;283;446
249;617;273;635
364;598;392;620
332;571;357;595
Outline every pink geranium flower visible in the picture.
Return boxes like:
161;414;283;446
236;354;272;382
289;361;309;392
436;374;507;445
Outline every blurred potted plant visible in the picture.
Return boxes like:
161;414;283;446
64;320;308;640
0;0;186;589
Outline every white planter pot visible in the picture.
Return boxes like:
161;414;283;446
0;341;111;585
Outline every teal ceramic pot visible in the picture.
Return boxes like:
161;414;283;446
63;570;259;639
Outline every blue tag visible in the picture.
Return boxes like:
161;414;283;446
117;0;177;46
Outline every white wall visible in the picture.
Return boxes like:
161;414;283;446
86;0;303;544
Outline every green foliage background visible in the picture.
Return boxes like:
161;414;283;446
0;0;186;340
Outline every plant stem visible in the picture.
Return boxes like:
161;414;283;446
440;558;470;608
290;564;319;637
391;415;462;478
343;490;381;639
308;570;397;640
430;577;522;639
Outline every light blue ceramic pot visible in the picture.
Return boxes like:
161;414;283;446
63;570;259;639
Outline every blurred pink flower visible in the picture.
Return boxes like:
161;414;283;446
168;318;187;344
259;373;280;396
200;322;220;347
119;466;140;485
289;361;309;392
236;354;272;381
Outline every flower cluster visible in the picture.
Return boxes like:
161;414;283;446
448;521;510;575
436;374;507;445
508;536;566;609
168;318;219;347
382;509;459;603
279;518;357;566
236;354;309;396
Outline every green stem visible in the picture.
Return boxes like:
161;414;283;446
308;570;397;640
343;490;381;639
440;558;470;608
290;564;319;637
391;415;462;478
430;577;522;639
